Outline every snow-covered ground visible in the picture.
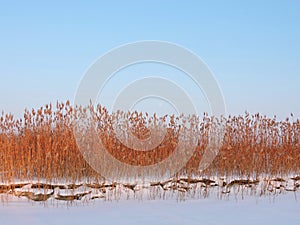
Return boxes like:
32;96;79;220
0;192;299;225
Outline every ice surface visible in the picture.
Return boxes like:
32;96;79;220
0;192;299;225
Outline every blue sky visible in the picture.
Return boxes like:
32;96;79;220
0;0;299;119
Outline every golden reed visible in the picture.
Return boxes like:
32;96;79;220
0;101;299;185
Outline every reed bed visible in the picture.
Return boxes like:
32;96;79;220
0;101;299;188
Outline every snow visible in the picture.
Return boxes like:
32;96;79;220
0;192;299;225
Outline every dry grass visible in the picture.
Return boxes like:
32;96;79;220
0;101;299;186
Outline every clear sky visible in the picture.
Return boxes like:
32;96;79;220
0;0;299;119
